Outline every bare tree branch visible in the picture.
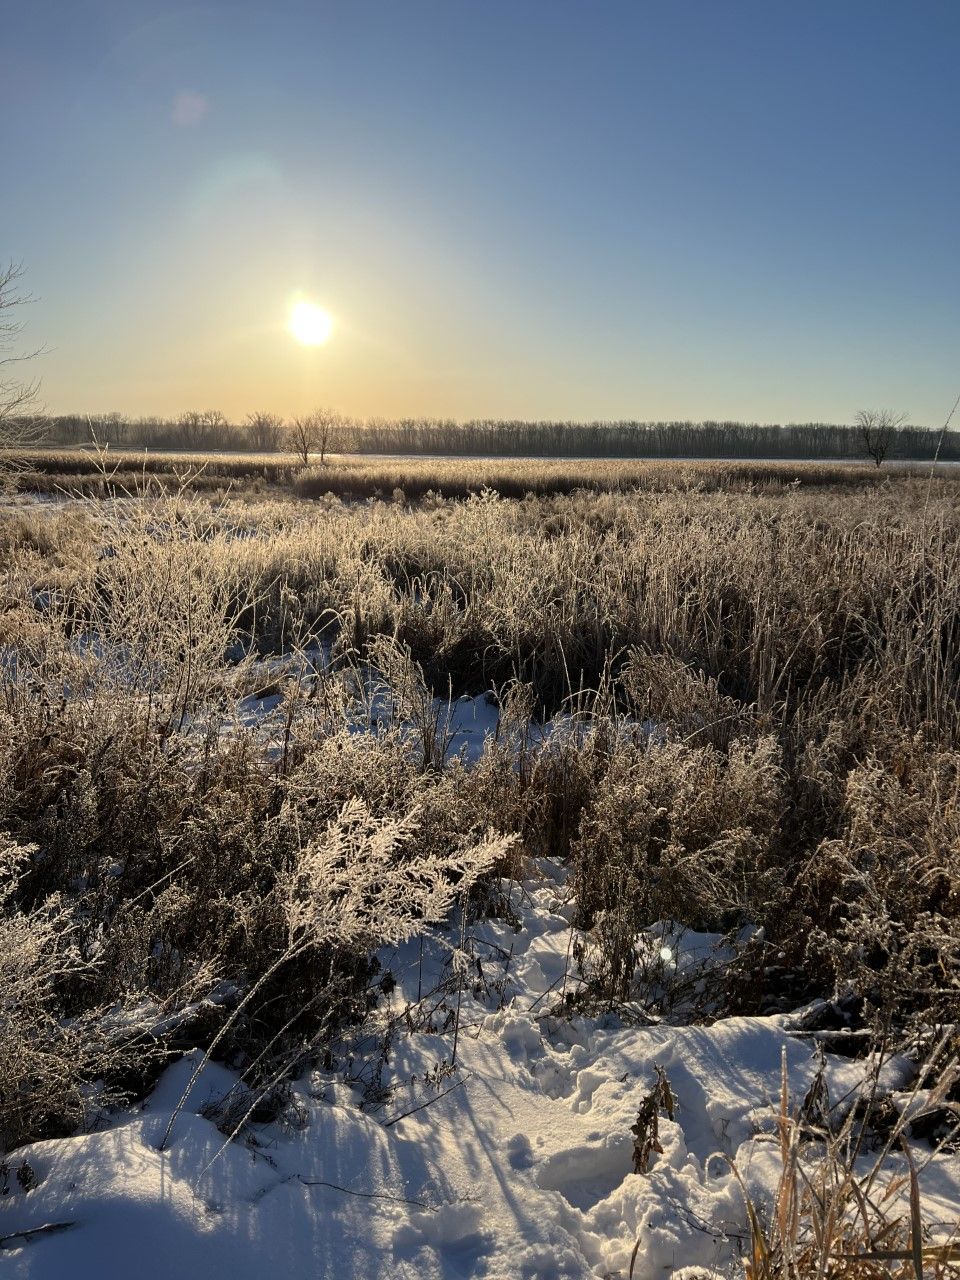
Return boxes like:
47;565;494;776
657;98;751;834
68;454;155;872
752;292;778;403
855;408;907;468
287;408;341;466
245;411;285;452
0;261;44;448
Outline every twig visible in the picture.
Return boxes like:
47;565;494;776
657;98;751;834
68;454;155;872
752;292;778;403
0;1221;75;1248
450;903;467;1067
526;971;568;1013
923;387;960;521
381;1073;469;1129
297;1176;435;1211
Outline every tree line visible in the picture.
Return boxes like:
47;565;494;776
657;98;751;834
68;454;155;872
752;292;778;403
28;410;959;462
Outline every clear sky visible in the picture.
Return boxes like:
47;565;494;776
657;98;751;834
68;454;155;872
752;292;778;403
3;1;958;423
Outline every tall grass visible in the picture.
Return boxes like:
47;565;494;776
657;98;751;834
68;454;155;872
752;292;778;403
6;446;960;501
0;473;958;1152
725;1051;960;1280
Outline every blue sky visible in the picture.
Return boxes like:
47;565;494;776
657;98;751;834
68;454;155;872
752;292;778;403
3;1;958;421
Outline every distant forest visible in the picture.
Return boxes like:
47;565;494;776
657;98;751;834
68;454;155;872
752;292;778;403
36;413;959;461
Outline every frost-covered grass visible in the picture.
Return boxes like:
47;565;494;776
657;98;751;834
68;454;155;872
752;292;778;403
0;478;958;1276
7;445;960;502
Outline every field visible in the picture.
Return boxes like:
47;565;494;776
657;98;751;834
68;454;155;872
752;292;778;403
4;443;954;500
1;461;958;1278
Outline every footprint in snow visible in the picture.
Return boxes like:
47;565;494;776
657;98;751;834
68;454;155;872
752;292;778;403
506;1132;535;1169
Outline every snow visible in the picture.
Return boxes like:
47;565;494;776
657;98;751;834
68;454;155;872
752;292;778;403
232;665;657;770
2;859;956;1279
228;655;504;765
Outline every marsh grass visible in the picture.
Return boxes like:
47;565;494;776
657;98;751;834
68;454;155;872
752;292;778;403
1;471;959;1152
725;1049;960;1280
7;446;960;502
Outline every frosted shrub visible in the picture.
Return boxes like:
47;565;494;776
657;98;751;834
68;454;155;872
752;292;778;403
284;727;421;823
620;648;748;747
0;836;70;1148
70;496;256;731
282;796;516;948
161;798;515;1148
0;835;157;1152
800;740;960;1033
571;737;785;1005
366;634;456;769
283;725;525;879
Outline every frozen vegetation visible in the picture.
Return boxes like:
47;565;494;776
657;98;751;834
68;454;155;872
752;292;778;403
0;468;958;1277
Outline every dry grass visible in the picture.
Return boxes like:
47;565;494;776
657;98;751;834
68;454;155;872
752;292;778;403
726;1053;960;1280
0;471;958;1154
1;447;297;495
295;455;956;501
6;446;960;502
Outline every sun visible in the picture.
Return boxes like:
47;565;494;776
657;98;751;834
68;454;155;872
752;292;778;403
289;301;333;346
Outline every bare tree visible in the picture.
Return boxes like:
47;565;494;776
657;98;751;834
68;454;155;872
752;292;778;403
315;407;342;464
0;262;42;447
244;411;285;452
86;411;128;448
287;408;340;466
288;415;316;466
855;408;907;468
176;409;230;451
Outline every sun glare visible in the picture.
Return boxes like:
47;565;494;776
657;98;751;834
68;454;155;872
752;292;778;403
289;301;333;346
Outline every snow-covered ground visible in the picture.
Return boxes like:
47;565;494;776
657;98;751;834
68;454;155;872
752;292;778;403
231;653;658;767
3;858;956;1279
236;682;505;765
